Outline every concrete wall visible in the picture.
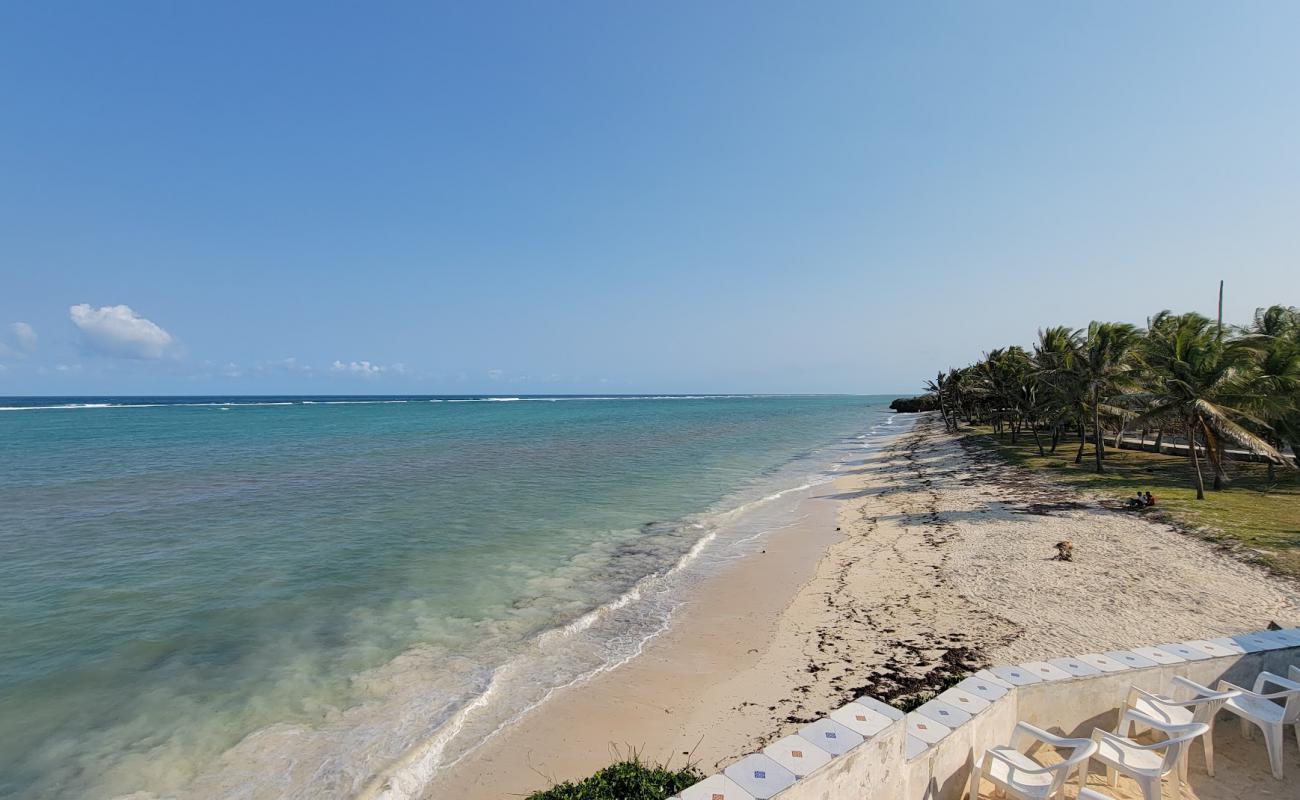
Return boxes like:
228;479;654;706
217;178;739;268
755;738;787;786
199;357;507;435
759;630;1300;800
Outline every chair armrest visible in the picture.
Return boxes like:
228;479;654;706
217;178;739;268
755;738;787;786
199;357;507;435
1011;721;1094;751
1094;727;1201;752
1254;671;1300;694
1121;708;1180;732
1172;676;1237;703
985;748;1059;776
1291;665;1300;684
1225;677;1300;701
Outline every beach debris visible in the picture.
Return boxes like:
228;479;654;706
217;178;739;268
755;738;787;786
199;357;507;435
1054;541;1074;562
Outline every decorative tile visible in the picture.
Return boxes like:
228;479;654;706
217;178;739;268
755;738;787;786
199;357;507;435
762;734;832;778
678;774;757;800
906;711;951;744
1048;657;1103;677
797;718;863;756
830;703;894;737
958;675;1009;702
1020;661;1072;681
989;665;1043;686
723;754;796;799
1184;639;1242;658
1104;650;1158;669
974;668;1016;689
915;699;972;728
852;694;906;722
935;687;991;714
1075;653;1129;672
1157;642;1212;661
1129;646;1185;665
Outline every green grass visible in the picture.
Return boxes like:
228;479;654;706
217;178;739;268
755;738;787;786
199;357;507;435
964;426;1300;579
525;757;705;800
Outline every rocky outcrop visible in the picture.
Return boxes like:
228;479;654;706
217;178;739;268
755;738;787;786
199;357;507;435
889;395;938;413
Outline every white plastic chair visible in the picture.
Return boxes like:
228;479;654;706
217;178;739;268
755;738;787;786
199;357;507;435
966;721;1096;800
1217;665;1300;780
1089;709;1208;800
1121;675;1239;776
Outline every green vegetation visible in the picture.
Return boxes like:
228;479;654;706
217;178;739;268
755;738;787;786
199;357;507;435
525;756;704;800
924;304;1300;578
925;305;1299;498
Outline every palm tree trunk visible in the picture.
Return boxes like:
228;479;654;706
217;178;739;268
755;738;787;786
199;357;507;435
1075;420;1086;464
1154;429;1164;454
1092;400;1105;474
1049;423;1059;454
1113;422;1125;450
1189;417;1205;500
1032;420;1045;456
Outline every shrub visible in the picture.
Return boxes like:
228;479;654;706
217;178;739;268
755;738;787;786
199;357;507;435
526;756;704;800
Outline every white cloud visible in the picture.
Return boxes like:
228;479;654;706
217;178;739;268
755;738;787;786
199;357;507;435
487;368;504;380
331;360;385;376
221;362;244;378
9;322;36;353
70;304;175;359
259;357;312;373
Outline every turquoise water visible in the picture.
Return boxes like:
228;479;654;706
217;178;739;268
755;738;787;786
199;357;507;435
0;395;896;799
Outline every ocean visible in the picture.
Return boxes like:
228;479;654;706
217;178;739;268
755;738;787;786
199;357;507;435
0;395;904;799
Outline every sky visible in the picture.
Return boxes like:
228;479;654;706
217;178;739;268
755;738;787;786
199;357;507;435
2;2;1298;396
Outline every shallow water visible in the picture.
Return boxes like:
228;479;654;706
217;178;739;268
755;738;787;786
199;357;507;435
0;395;899;799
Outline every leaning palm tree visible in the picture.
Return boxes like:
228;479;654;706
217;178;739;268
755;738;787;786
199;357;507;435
1076;322;1143;473
1132;311;1289;499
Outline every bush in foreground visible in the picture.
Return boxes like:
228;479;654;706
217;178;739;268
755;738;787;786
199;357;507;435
526;756;704;800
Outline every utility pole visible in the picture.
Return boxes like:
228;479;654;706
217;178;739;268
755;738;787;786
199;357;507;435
1217;280;1224;340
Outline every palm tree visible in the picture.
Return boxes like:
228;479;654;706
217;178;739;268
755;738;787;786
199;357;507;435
1032;326;1084;457
1242;305;1300;480
1076;322;1142;474
924;371;954;432
1132;311;1288;499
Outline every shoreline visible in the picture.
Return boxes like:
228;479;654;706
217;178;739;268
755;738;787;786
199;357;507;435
420;413;1300;799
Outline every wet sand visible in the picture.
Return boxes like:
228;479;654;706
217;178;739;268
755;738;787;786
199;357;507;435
420;414;1300;799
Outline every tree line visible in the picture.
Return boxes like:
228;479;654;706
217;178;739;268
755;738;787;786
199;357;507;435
924;306;1300;500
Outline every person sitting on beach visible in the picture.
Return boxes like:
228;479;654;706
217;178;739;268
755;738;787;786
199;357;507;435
1144;491;1156;507
1126;491;1145;509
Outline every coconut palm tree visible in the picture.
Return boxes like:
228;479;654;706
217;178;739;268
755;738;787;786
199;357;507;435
1076;322;1143;474
1032;326;1085;457
1132;311;1288;499
1242;305;1300;480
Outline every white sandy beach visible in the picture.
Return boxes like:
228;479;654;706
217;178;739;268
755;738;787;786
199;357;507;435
420;413;1300;799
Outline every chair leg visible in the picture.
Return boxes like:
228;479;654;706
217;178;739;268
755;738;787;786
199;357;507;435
1075;761;1090;796
1108;765;1119;787
1170;767;1182;800
1204;724;1216;777
1263;723;1284;780
1139;774;1161;800
1241;716;1253;740
966;764;981;800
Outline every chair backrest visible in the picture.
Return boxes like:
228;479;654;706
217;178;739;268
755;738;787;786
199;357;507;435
1283;692;1300;725
1170;676;1234;725
1046;740;1099;794
1271;669;1300;724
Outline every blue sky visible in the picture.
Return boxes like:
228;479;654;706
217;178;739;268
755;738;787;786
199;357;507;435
2;2;1298;395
